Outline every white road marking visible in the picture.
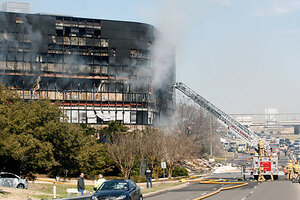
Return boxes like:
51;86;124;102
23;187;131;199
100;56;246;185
202;192;207;195
241;198;246;200
250;191;254;194
213;188;217;190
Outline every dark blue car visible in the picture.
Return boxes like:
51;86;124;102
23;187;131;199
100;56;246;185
91;179;143;200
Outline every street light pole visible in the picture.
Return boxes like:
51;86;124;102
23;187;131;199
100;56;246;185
210;114;213;158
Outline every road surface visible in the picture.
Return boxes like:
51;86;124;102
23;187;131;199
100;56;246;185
146;153;300;200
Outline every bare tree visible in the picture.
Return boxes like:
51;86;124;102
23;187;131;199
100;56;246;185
173;99;222;156
143;128;164;179
133;129;148;176
107;133;137;178
162;131;197;178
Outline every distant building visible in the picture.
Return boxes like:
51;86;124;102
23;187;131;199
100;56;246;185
0;11;175;129
2;1;31;13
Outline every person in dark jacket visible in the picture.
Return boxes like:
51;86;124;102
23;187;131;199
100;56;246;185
77;173;85;195
145;168;152;188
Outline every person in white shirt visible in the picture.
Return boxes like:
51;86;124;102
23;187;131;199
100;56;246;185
94;174;106;190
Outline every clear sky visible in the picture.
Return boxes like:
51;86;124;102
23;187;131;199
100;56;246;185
3;0;300;114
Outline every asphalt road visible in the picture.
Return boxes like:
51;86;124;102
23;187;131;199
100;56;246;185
146;153;299;200
146;175;300;200
205;176;300;200
145;182;224;200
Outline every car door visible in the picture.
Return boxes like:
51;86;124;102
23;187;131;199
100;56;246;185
8;174;20;187
0;174;4;187
129;181;139;200
1;173;13;187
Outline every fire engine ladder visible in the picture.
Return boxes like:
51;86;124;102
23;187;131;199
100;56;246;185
174;82;266;149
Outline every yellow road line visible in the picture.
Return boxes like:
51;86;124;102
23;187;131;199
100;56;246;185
189;179;248;200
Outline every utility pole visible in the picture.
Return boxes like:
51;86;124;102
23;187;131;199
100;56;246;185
210;114;213;158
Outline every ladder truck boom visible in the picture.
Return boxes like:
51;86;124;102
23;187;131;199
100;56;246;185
174;82;266;149
174;82;278;180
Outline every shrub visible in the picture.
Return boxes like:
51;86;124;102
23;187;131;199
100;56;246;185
172;166;188;177
130;175;147;183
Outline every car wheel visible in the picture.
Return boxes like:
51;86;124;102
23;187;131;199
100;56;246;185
139;195;143;200
17;184;25;189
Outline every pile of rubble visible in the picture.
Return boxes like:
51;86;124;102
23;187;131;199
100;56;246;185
182;158;213;174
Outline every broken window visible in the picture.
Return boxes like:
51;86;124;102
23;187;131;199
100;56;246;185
94;29;101;38
71;18;78;27
70;37;78;45
63;17;71;27
56;17;63;26
86;20;93;28
146;42;151;50
70;28;79;37
79;19;86;28
63;37;70;45
79;38;86;46
85;29;94;38
64;27;71;37
79;28;85;37
130;49;149;59
111;48;116;57
94;20;101;29
16;16;23;24
100;39;109;47
101;66;108;74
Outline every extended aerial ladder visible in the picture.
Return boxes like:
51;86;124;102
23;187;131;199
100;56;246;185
174;82;279;179
174;82;269;150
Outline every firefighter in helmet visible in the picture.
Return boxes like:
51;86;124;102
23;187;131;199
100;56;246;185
293;161;300;182
286;160;294;181
258;138;265;156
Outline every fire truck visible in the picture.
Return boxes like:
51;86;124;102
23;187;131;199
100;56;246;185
174;82;279;180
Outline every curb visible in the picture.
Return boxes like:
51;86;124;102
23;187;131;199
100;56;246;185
143;174;212;198
143;182;190;198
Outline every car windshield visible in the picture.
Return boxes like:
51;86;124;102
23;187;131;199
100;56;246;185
270;144;279;148
100;181;128;191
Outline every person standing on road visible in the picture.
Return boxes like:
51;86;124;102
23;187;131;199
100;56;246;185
77;173;85;195
145;168;152;188
293;161;299;182
258;166;265;182
94;174;106;191
286;160;294;181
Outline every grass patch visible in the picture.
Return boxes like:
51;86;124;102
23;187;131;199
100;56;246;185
28;183;94;199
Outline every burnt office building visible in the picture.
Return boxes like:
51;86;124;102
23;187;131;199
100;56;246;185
0;12;175;128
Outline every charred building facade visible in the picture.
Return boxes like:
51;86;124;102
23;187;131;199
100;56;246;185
0;12;175;128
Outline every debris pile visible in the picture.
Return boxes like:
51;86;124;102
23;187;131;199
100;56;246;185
182;159;213;174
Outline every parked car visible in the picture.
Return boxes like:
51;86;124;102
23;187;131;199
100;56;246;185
266;135;271;142
294;140;300;148
228;147;235;152
229;142;237;148
275;137;280;144
91;179;143;200
237;143;246;153
270;143;280;155
288;144;295;151
0;172;28;189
